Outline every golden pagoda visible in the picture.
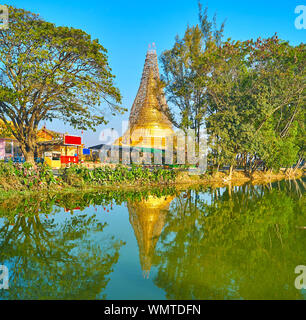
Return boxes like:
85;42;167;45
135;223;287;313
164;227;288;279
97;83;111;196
127;195;174;278
114;47;175;150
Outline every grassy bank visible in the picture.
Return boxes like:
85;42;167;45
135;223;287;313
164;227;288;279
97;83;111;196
176;168;304;186
0;161;304;199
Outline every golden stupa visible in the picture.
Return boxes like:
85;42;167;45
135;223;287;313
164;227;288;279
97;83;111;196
114;47;175;150
127;195;174;278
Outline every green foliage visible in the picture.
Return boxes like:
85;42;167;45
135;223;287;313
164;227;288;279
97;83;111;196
205;36;305;171
0;162;176;191
0;6;124;162
0;161;56;188
162;3;305;172
160;2;225;139
61;164;176;186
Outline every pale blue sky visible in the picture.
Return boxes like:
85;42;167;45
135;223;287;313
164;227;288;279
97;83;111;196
6;0;306;146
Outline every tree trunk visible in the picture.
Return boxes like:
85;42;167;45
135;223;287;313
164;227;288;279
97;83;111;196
229;164;233;179
216;163;220;172
228;183;232;197
20;141;36;166
293;157;302;173
24;149;35;165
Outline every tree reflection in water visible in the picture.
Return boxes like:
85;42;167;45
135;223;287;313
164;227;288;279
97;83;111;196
0;197;124;300
153;179;305;300
0;181;304;300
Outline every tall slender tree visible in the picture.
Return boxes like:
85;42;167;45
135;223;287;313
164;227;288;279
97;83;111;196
159;2;225;142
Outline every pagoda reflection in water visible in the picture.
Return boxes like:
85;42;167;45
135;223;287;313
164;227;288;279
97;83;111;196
127;195;174;278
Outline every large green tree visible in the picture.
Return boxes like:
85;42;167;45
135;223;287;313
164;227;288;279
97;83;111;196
161;2;305;173
248;37;305;171
159;2;224;142
205;40;255;174
0;6;123;163
206;36;305;172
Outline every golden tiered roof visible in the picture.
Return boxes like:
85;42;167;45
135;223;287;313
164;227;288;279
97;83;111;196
36;125;63;142
127;195;174;278
114;49;175;150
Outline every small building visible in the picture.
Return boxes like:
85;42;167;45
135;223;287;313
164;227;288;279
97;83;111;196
37;126;63;143
0;123;84;168
0;121;23;161
37;127;83;168
0;138;23;161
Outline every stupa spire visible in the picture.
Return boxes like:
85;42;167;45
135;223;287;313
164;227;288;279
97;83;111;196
114;45;174;149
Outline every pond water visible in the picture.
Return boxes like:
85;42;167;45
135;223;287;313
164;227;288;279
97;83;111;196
0;179;305;300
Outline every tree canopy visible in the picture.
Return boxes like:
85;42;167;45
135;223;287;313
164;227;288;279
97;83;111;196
0;6;124;163
160;2;225;142
160;2;305;172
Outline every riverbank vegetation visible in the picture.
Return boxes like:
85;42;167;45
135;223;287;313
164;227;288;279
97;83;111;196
0;161;303;196
0;161;176;192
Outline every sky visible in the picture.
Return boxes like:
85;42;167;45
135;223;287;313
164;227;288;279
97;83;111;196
5;0;306;147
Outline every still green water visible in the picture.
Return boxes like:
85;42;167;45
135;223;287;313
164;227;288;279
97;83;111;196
0;179;305;300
